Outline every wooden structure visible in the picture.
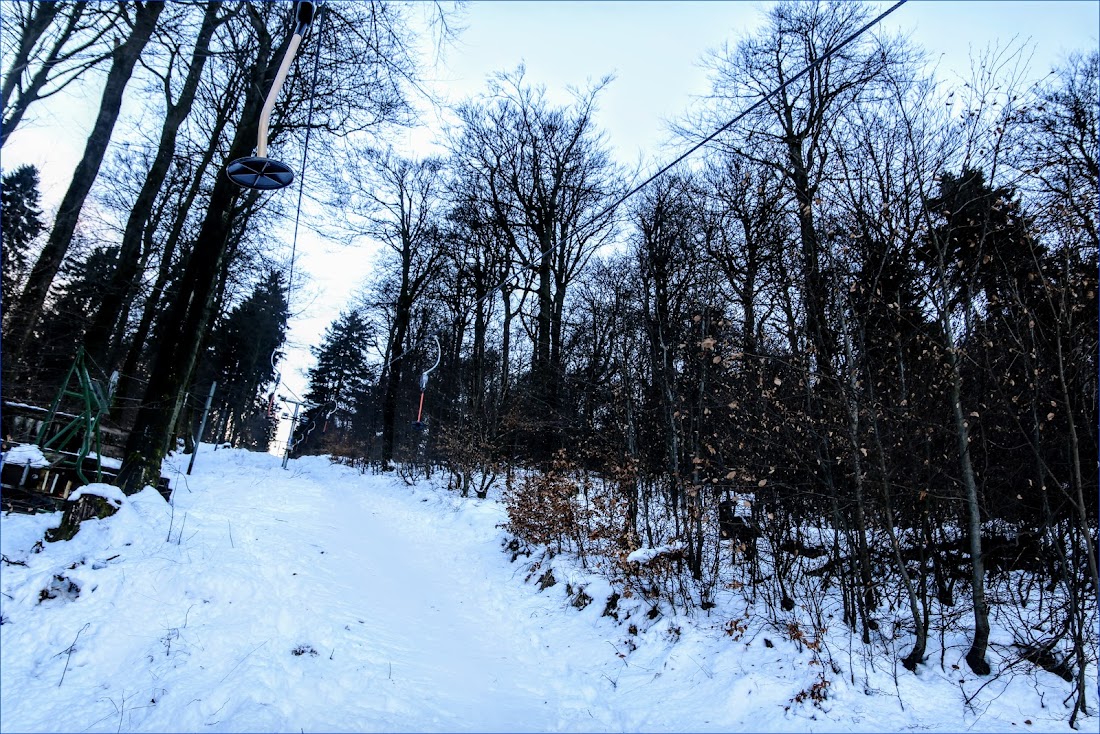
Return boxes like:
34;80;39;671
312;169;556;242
0;446;171;514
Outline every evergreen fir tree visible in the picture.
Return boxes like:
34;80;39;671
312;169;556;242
924;167;1039;309
293;310;375;455
1;165;46;310
32;245;119;390
199;270;290;448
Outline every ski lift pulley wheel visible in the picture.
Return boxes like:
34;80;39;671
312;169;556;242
226;156;295;190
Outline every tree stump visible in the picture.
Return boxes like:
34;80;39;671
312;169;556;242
47;494;119;542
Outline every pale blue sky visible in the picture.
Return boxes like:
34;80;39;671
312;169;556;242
406;1;1099;164
8;1;1097;205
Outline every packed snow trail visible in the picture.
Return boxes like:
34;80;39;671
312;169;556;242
229;458;616;732
159;451;621;732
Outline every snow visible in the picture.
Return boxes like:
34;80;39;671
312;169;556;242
1;443;49;468
1;446;1093;732
626;542;684;564
67;483;127;507
86;453;123;470
1;443;123;470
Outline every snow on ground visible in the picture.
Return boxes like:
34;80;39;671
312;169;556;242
1;446;1093;732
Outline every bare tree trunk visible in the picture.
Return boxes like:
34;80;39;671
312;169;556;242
84;2;229;366
114;73;241;424
6;1;163;364
942;325;991;675
380;292;410;469
499;284;514;411
837;300;878;641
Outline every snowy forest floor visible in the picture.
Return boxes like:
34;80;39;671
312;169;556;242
1;446;1094;732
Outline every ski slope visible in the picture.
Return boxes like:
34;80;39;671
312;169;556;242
1;446;1091;732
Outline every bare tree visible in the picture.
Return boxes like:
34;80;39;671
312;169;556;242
1;1;119;147
452;67;620;455
5;0;165;368
82;2;239;370
695;0;911;376
345;149;448;469
120;0;438;491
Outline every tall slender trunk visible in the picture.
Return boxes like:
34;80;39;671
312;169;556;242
7;1;164;364
943;324;991;675
786;136;833;375
85;2;225;366
885;341;928;670
115;75;239;423
499;284;514;409
103;176;170;369
534;229;557;455
470;272;488;420
838;301;878;641
619;342;640;542
1051;312;1099;591
380;292;411;470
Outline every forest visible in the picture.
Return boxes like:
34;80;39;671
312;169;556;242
1;1;1096;723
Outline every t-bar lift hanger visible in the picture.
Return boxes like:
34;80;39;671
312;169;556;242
411;335;441;431
226;1;317;190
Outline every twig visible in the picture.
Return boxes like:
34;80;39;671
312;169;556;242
227;520;234;549
58;623;91;686
116;689;127;733
166;500;175;543
204;698;229;727
606;640;623;656
687;654;714;680
218;641;267;683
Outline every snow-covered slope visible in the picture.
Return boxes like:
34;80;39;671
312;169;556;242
1;447;1091;732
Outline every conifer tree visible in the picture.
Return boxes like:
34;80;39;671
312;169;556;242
1;164;45;310
293;310;375;456
199;270;290;448
30;244;118;392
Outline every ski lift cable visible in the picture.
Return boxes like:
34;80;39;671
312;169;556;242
591;0;908;226
381;1;908;375
384;0;908;372
287;2;325;300
253;3;324;408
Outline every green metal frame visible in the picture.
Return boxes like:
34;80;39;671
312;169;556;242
34;348;112;485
